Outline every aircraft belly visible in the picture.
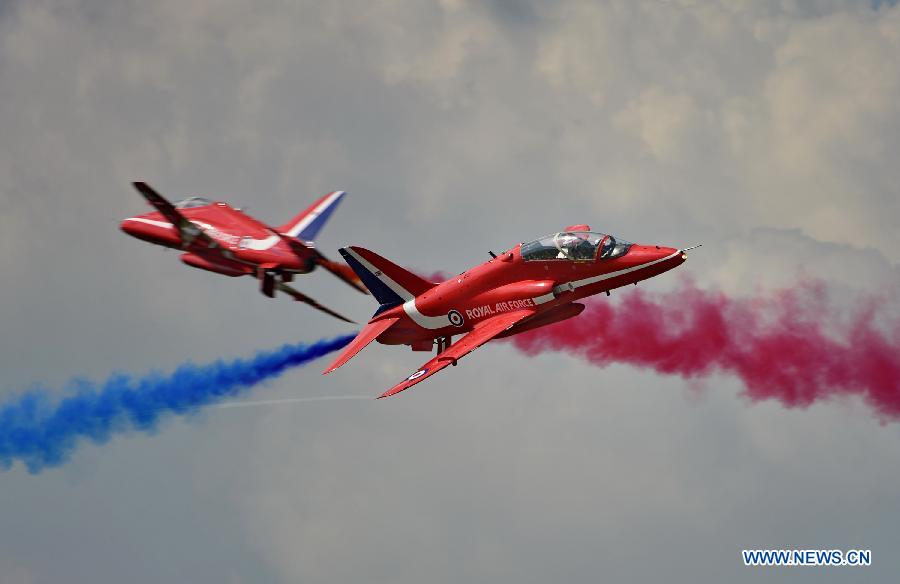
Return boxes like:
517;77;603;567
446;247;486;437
180;252;251;276
235;248;308;272
376;312;468;345
377;326;435;345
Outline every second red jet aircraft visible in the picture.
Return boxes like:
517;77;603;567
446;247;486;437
121;182;366;322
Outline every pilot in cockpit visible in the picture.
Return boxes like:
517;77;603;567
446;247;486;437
554;232;595;260
554;233;577;259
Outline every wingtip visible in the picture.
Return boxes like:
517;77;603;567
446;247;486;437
378;385;407;399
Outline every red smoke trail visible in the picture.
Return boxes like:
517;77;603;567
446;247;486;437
508;280;900;419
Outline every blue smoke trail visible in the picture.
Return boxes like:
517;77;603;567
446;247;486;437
0;333;355;473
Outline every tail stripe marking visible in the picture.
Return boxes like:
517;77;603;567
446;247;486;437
402;298;453;330
285;191;346;240
343;248;415;302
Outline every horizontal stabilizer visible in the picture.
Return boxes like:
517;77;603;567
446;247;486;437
313;250;369;294
323;317;399;374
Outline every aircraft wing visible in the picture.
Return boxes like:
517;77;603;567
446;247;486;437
276;282;356;323
378;309;535;399
132;182;217;249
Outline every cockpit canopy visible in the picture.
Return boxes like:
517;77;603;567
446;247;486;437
520;231;632;262
174;196;212;209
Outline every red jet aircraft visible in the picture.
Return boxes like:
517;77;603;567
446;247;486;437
121;182;366;322
324;226;699;397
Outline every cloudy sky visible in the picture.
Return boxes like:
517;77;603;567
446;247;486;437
1;0;899;582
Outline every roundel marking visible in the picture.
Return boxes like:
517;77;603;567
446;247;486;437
407;368;428;381
448;309;465;327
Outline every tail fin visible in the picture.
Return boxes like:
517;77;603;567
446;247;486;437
339;246;436;313
278;190;346;242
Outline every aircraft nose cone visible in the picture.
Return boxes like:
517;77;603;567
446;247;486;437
654;246;679;260
634;245;680;262
120;217;165;243
657;246;686;269
120;218;139;236
636;245;684;271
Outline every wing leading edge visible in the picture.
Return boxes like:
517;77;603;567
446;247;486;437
379;309;535;399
